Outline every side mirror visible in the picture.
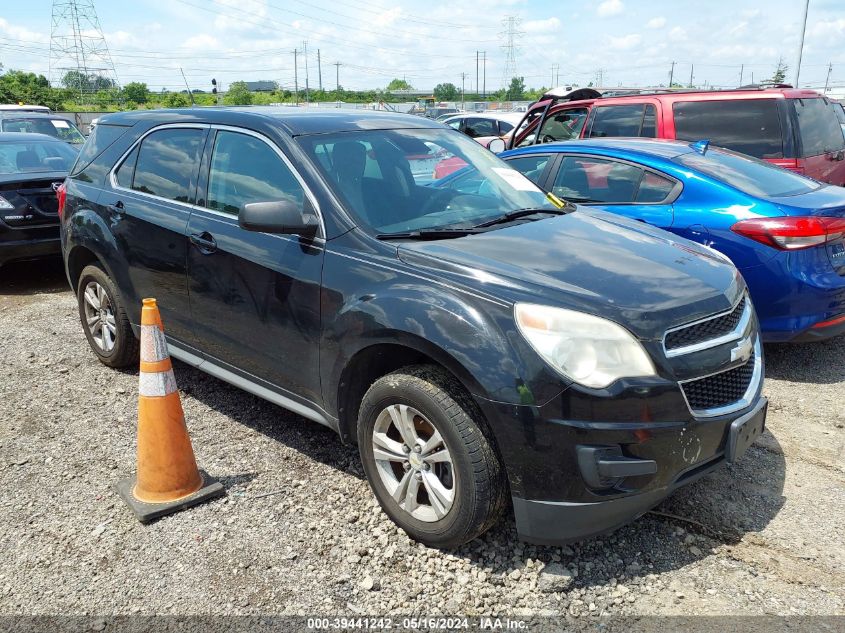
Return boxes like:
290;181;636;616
238;199;319;237
487;138;506;153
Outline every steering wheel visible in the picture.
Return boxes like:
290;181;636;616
420;189;455;215
541;134;557;144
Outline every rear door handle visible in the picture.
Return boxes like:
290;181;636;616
190;232;218;254
107;200;124;214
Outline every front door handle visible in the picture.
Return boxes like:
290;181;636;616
190;232;218;254
107;200;124;214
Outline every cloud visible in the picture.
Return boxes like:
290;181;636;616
609;33;641;50
668;26;686;41
597;0;624;17
809;18;845;39
0;17;48;43
646;17;666;29
523;17;562;33
182;34;220;50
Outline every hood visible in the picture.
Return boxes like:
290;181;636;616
396;208;742;341
772;183;845;217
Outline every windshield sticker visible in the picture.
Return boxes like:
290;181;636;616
51;120;70;129
491;167;539;192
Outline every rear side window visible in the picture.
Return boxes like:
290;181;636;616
673;100;783;158
506;154;551;185
793;98;845;155
207;130;304;215
131;128;204;203
70;123;129;176
115;146;138;188
498;120;515;134
464;118;497;138
586;104;657;138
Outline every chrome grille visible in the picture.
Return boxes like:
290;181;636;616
682;351;756;411
665;296;746;351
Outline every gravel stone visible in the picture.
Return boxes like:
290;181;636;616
0;261;843;618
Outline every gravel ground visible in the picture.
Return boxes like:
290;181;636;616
1;259;843;621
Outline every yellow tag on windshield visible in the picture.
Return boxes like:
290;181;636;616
546;192;566;209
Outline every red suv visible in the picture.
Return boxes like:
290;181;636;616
508;87;845;185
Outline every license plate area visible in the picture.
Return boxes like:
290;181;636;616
727;401;767;463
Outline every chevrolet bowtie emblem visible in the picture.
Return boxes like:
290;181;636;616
730;336;754;363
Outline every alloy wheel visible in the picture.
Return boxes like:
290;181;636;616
371;404;456;522
82;281;117;353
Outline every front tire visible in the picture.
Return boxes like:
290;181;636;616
358;365;507;548
76;263;138;368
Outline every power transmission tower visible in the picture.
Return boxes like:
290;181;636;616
824;62;833;94
293;49;299;104
500;16;522;89
482;51;487;98
551;64;559;88
49;0;119;103
303;41;310;102
333;62;341;93
668;60;675;87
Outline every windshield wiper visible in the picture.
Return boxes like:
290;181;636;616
376;228;482;240
473;207;568;229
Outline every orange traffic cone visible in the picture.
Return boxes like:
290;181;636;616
117;298;224;522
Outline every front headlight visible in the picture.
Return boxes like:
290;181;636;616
514;303;656;389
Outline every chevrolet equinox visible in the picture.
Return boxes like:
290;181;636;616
60;108;767;547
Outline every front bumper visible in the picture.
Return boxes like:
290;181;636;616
476;391;768;545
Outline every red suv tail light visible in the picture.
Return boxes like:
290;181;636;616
56;182;67;218
731;216;845;250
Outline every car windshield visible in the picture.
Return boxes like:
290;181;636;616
673;146;822;198
298;128;556;233
0;140;79;174
1;117;86;144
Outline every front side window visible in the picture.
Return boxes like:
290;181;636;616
673;99;784;158
298;128;555;233
586;104;657;138
131;128;204;203
207;131;304;215
533;108;588;145
793;98;845;156
674;147;822;198
552;156;645;203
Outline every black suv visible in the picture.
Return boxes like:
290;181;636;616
61;108;767;547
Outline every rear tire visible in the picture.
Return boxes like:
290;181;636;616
76;263;138;368
358;365;507;548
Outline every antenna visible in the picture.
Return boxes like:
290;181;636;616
49;0;120;103
500;16;523;89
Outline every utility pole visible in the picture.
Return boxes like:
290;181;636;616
668;60;675;87
824;62;833;94
303;40;310;102
551;64;559;88
333;62;341;93
461;72;466;109
317;48;322;92
293;48;299;104
794;0;810;87
739;64;744;86
482;51;487;98
476;51;479;99
689;64;694;88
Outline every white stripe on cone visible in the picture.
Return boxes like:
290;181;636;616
140;324;169;363
139;369;179;398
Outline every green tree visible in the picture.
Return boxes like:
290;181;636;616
224;81;253;105
0;70;65;110
386;78;412;92
162;92;190;108
769;57;788;84
505;76;525;101
122;82;149;104
433;82;459;101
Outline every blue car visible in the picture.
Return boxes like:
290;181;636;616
497;139;845;342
